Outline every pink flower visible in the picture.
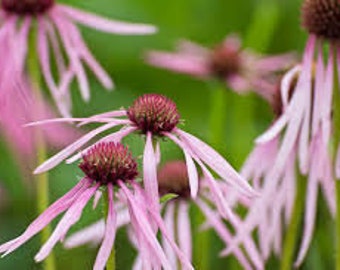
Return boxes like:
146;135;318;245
64;161;263;270
29;93;256;213
145;35;294;103
0;142;193;270
0;0;157;116
0;76;80;159
223;2;339;262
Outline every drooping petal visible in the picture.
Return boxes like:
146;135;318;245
143;132;160;212
34;122;121;173
56;5;157;34
183;149;199;198
119;182;172;270
177;201;192;262
34;183;99;262
175;129;256;196
93;184;117;270
0;178;91;255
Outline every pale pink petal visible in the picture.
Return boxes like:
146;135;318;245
37;18;71;117
56;5;157;34
93;184;117;270
183;149;199;198
143;132;160;212
175;129;256;196
196;199;259;270
162;202;177;269
34;184;98;262
119;182;172;270
51;12;90;101
146;51;210;78
280;65;301;109
177;201;192;262
61;16;114;89
34;122;120;173
64;220;105;249
0;179;90;255
66;126;136;164
93;190;102;209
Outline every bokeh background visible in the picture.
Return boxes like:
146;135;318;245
0;0;334;269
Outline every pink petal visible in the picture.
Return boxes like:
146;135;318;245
183;149;199;198
35;184;98;262
175;129;256;196
177;201;192;262
143;132;160;212
34;121;121;173
93;184;117;270
162;202;177;269
57;5;157;34
119;182;172;270
145;51;210;78
64;220;105;249
0;179;90;255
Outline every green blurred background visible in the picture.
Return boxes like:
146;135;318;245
0;0;334;269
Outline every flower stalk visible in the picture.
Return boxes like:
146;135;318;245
103;191;116;270
28;21;56;270
280;173;306;270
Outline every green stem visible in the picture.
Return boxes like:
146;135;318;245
103;191;116;270
280;174;307;270
208;81;228;150
194;82;227;269
28;22;56;270
332;47;340;270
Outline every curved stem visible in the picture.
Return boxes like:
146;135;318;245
280;174;306;270
28;22;56;270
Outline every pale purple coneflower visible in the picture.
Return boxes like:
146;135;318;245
64;160;263;270
145;35;294;103
0;142;193;270
222;37;336;265
0;0;157;116
29;93;256;214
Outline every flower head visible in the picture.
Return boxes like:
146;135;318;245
145;35;295;103
30;93;256;216
301;0;340;40
79;142;138;185
0;142;193;270
127;94;180;135
0;0;157;116
2;0;54;15
64;160;263;270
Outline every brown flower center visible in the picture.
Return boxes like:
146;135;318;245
302;0;340;40
79;142;138;186
158;161;191;199
2;0;54;15
127;94;180;136
209;44;242;79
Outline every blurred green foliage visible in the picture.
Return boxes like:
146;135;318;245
0;0;334;269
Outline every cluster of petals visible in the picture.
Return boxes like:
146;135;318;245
0;1;157;116
145;34;295;103
0;144;193;270
64;160;263;270
224;34;336;266
29;94;256;214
